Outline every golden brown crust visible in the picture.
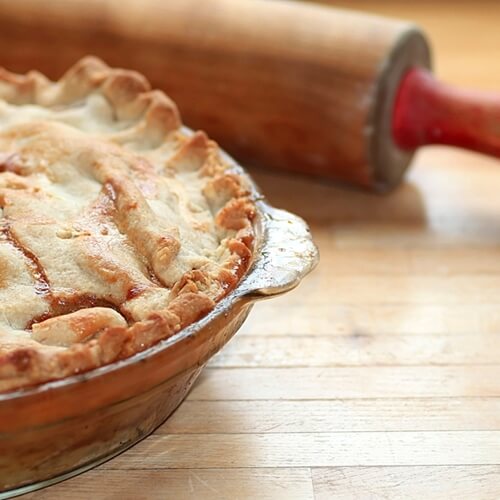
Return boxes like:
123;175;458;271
0;57;254;392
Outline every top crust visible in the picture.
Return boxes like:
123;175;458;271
0;57;255;392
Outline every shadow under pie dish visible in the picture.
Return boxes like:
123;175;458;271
0;57;318;496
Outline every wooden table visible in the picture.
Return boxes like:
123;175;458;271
23;2;500;498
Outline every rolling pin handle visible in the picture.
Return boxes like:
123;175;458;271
393;68;500;157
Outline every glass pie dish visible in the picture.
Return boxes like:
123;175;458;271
0;140;318;497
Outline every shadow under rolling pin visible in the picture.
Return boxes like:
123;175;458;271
0;0;497;191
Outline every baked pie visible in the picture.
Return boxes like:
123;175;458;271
0;57;255;392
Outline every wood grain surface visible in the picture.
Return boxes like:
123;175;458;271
21;1;500;498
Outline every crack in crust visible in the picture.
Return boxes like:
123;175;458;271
0;57;255;392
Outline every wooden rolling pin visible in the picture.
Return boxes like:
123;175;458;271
0;0;497;191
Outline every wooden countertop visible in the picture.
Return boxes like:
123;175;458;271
24;1;500;498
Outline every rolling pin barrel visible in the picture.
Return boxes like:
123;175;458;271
0;0;432;190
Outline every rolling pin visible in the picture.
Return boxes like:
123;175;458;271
0;0;497;191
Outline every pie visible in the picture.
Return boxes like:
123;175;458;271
0;57;255;392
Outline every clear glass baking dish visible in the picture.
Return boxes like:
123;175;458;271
0;148;318;498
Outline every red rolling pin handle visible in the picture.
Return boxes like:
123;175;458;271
393;68;500;157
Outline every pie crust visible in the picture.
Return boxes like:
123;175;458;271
0;57;255;392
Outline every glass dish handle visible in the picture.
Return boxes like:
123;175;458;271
239;204;319;299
